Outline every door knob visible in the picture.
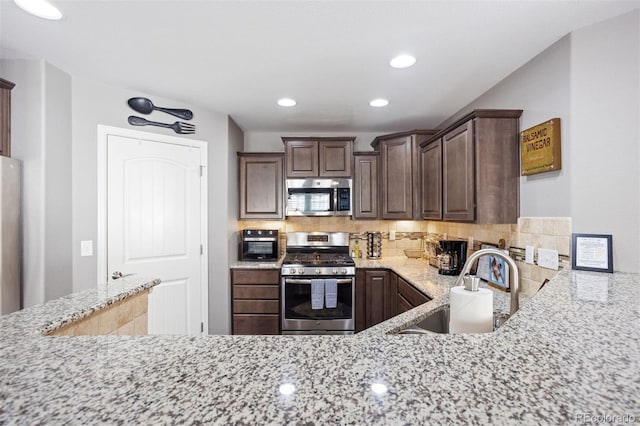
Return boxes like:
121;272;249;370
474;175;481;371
111;271;134;280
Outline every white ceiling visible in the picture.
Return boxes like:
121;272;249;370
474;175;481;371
1;0;638;132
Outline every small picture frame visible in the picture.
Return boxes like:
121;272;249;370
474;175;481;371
475;243;510;292
571;233;613;273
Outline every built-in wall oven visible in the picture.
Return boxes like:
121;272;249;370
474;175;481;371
241;229;278;261
281;232;355;335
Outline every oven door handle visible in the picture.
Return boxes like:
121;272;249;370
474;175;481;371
284;278;353;285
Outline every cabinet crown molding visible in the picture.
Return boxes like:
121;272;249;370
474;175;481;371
237;151;284;157
281;136;356;144
420;109;523;148
0;78;16;90
370;129;439;149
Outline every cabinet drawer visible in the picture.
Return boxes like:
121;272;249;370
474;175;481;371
233;314;280;335
397;294;413;314
233;299;280;314
231;269;280;285
233;285;280;300
397;278;430;307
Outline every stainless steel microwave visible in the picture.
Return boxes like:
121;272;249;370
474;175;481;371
285;178;352;217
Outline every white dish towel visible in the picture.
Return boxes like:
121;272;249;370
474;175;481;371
324;278;338;309
311;279;325;310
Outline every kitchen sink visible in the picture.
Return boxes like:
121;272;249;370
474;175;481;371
396;306;509;334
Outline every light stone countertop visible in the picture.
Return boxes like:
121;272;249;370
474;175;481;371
27;275;161;335
354;257;531;335
229;255;284;269
1;259;639;424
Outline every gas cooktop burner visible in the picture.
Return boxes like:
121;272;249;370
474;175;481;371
282;253;355;267
282;232;355;276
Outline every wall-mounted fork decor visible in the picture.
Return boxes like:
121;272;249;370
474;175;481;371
128;116;195;135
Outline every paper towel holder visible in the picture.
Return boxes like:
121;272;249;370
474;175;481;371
454;248;520;315
463;275;481;292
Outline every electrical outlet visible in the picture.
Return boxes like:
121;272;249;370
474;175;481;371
80;240;93;257
389;230;396;241
537;248;559;270
525;245;535;264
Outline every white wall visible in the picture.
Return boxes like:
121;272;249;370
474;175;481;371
569;10;640;273
0;59;73;307
244;131;394;152
43;62;73;301
2;58;237;331
213;117;244;335
1;59;43;307
440;10;639;272
439;36;572;218
227;117;243;265
71;76;233;332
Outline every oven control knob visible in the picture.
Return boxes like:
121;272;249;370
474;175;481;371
289;268;295;275
298;268;305;275
341;268;347;275
332;268;337;274
315;268;321;275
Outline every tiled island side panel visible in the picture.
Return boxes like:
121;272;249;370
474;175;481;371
50;290;148;336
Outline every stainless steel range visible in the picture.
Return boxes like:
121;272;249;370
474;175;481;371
281;232;355;335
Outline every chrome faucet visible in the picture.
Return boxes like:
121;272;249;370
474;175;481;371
454;248;520;315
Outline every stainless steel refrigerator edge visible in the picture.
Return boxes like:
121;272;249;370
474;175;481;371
0;156;21;314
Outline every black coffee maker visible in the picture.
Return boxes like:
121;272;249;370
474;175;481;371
438;240;468;275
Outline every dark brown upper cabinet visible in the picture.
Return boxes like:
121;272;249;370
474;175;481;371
283;137;354;178
371;130;438;220
442;121;475;222
353;152;379;219
420;109;523;224
238;152;284;220
0;78;16;158
420;139;442;220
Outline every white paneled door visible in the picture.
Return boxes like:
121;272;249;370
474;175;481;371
103;129;207;335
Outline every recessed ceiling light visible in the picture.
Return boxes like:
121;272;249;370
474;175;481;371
369;98;389;108
390;54;416;69
14;0;62;20
277;98;296;107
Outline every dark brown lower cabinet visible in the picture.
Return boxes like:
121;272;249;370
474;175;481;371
396;276;430;313
231;269;280;335
355;269;397;332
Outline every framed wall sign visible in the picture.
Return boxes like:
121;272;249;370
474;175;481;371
571;233;613;273
521;118;562;176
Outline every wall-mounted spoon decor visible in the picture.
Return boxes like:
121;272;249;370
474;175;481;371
128;116;195;134
127;97;194;120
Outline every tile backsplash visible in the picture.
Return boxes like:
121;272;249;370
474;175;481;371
237;217;572;295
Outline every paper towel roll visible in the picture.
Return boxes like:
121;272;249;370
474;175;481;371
449;286;493;334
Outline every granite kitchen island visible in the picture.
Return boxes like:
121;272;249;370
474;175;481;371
1;262;638;424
